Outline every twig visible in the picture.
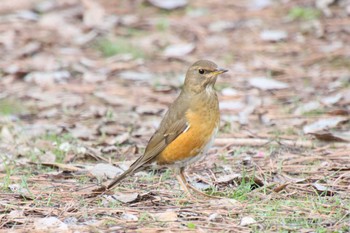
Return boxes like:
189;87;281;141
214;138;314;148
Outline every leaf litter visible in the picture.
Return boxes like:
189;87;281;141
0;0;350;232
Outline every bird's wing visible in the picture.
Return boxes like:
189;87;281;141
106;93;189;189
128;111;188;172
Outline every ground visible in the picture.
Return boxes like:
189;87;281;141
0;0;350;232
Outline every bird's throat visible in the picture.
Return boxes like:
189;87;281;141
205;85;215;95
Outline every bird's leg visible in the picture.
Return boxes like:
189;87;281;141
180;167;221;199
176;168;192;198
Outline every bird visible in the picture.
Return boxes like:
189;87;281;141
105;60;227;197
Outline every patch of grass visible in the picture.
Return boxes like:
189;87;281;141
341;78;350;88
220;121;232;134
302;108;325;116
77;176;90;184
229;178;255;201
186;6;209;17
285;127;297;136
268;142;282;157
40;133;76;163
271;128;283;138
97;198;122;208
205;173;259;201
218;153;228;163
95;37;145;58
233;147;250;157
42;133;75;143
20;175;30;189
125;28;146;37
46;193;54;207
329;56;350;70
288;7;321;21
138;212;153;223
1;165;12;190
156;18;170;31
187;222;196;229
103;219;118;227
26;148;41;163
105;108;116;121
1;158;47;190
159;169;172;182
0;98;25;116
248;195;349;232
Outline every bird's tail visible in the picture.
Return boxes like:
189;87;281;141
106;153;153;190
107;168;134;190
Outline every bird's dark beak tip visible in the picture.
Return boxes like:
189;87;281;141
217;68;228;73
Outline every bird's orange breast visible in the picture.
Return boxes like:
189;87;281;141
156;104;219;166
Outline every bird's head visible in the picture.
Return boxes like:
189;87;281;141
184;60;228;94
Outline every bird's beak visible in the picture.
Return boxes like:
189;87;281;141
212;67;228;75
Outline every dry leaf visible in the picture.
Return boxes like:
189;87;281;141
40;151;56;163
249;77;289;90
9;184;34;200
89;163;123;179
0;126;14;143
98;124;125;136
209;198;240;208
316;0;336;17
303;117;348;134
216;173;242;184
18;41;41;57
94;92;131;106
327;109;349;116
70;124;96;140
321;93;342;105
8;210;24;219
221;87;238;96
240;216;257;226
312;183;335;196
147;0;188;10
112;192;139;203
24;71;71;87
152;211;178;222
273;183;289;193
294;101;322;115
0;0;38;13
135;105;164;115
260;30;288;42
39;13;82;39
30;162;84;172
34;217;68;231
191;181;211;190
311;130;350;142
101;145;118;153
208;213;223;222
219;101;245;111
115;132;130;144
119;71;153;81
83;72;107;83
60;94;84;108
209;21;237;32
248;0;272;9
163;43;195;57
38;108;59;118
82;0;105;28
120;213;138;221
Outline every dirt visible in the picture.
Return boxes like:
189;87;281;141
0;0;350;232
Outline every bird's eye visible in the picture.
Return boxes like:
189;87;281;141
198;69;204;74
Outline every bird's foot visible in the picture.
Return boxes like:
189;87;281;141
186;183;222;199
